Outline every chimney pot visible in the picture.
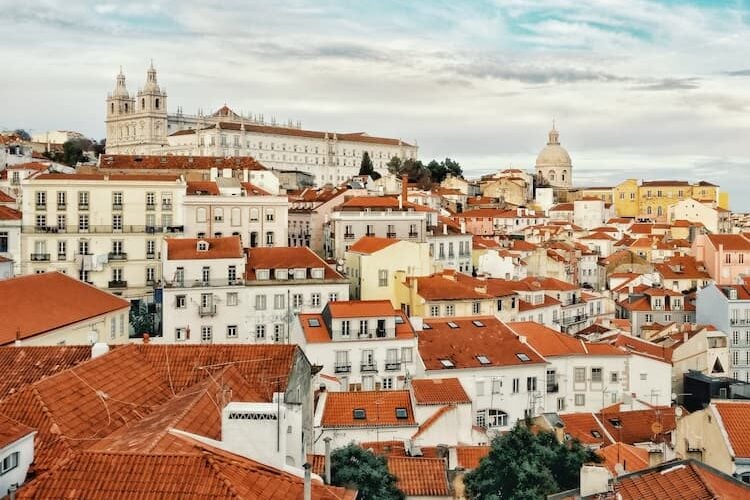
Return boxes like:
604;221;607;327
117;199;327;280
303;463;312;500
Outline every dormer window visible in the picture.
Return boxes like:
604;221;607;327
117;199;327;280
294;268;307;280
516;353;531;362
311;268;324;279
256;269;270;280
275;269;288;280
197;240;209;252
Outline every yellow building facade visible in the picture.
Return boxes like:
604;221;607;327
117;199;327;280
612;179;724;221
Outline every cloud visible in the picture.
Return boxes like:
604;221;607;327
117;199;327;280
726;69;750;76
631;78;701;91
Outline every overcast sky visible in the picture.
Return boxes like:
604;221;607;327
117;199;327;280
1;1;749;207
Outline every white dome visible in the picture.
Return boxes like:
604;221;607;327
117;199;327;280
535;127;571;169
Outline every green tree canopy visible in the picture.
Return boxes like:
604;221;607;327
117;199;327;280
427;157;463;183
330;444;404;500
464;425;600;499
13;129;31;141
359;151;380;180
62;139;87;166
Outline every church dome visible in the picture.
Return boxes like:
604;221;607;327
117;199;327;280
535;126;571;169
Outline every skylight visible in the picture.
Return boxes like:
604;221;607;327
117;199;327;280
353;408;366;420
439;359;455;368
516;353;531;362
591;430;602;438
472;320;485;327
477;355;491;365
308;318;320;327
447;322;459;329
395;408;408;419
608;418;622;428
422;323;431;330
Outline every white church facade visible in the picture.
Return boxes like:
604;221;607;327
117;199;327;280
105;65;418;186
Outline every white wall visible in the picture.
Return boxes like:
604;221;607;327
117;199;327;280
0;432;35;497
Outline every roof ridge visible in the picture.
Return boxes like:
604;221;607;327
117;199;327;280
202;450;243;498
412;404;455;439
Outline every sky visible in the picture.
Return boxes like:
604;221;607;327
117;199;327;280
1;0;749;207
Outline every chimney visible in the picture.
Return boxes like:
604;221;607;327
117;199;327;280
648;448;664;467
324;437;332;485
401;174;408;208
303;462;312;500
436;445;449;470
443;224;448;235
460;220;466;234
580;465;611;497
8;484;16;500
142;333;150;344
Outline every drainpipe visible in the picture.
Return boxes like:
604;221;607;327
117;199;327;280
303;463;312;500
324;436;332;484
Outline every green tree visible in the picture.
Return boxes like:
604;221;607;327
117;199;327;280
398;158;432;189
62;139;87;166
426;158;462;183
13;129;31;141
464;425;599;499
359;151;380;180
386;156;402;174
330;444;404;500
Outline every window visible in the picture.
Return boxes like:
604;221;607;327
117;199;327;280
527;376;537;392
200;326;212;343
226;325;238;338
574;367;586;384
475;411;486;428
265;231;274;246
273;324;284;342
311;293;321;307
255;295;266;310
175;327;187;341
575;394;585;406
112;191;123;208
516;353;531;362
395;407;408;419
57;240;66;260
488;409;508;427
328;292;338;302
472;301;481;314
645;313;653;323
78;214;89;231
353;409;366;420
430;305;440;317
512;378;520;393
382;377;394;390
492;378;502;394
1;451;19;474
201;266;210;283
496;299;503;311
401;347;413;363
378;269;388;287
256;325;266;339
0;232;7;253
292;294;303;308
36;191;46;208
146;267;155;283
640;372;648;381
146;192;156;208
250;208;259;222
35;214;46;228
591;368;603;383
227;292;238;306
445;304;455;316
610;372;619;383
57;191;66;208
274;293;285;310
477;355;491;365
265;209;275;221
176;295;186;309
439;359;455;368
112;214;123;231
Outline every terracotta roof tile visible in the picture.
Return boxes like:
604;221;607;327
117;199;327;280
0;190;15;203
0;205;22;220
0;412;34;450
706;234;750;251
347;236;400;254
714;401;750;458
509;322;625;357
245;247;344;280
419;317;546;370
597;406;676;445
328;299;399;318
411;378;471;405
0;273;130;345
411;404;456;439
596;442;649;475
186;180;220;195
321;390;417;428
166;236;243;260
387;457;450;496
0;345;93;399
559;413;614;446
100;154;266;171
455;446;490;469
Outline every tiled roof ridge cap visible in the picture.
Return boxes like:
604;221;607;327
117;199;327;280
202;450;242;497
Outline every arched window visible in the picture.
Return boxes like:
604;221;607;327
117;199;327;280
124;103;128;112
155;98;160;109
562;170;567;182
549;171;556;181
657;206;663;217
141;98;145;109
647;206;652;215
110;103;114;113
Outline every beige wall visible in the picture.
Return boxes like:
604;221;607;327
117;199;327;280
14;307;129;346
675;406;735;475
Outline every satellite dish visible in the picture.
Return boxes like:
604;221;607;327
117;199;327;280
651;422;663;435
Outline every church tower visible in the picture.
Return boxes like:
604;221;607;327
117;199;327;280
105;64;167;154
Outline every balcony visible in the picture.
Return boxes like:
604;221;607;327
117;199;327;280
547;383;559;393
408;231;419;238
199;304;217;317
35;203;47;210
57;253;66;260
162;203;172;211
386;232;397;238
146;279;156;287
730;318;750;326
344;233;355;240
365;231;375;237
30;253;50;261
79;203;89;210
385;361;401;371
57;203;66;210
108;252;127;261
146;203;156;211
112;203;123;211
560;315;586;326
334;364;352;374
163;279;244;289
146;252;156;260
361;362;378;373
108;280;128;289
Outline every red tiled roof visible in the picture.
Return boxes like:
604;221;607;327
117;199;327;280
596;442;649;475
0;190;15;203
706;234;750;251
418;317;546;370
518;295;561;312
387;457;450;496
412;404;456;439
100;154;266;171
299;309;415;343
455;446;490;469
18;439;355;500
186;180;219;195
321;391;417;428
327;300;396;318
7;161;48;171
597;406;676;445
614;334;673;363
0;273;130;345
472;236;501;250
245;247;344;280
166;236;243;260
411;378;471;405
550;202;574;211
714;401;750;458
654;256;710;280
0;345;93;399
0;412;34;450
348;236;400;254
511;240;539;251
0;205;22;220
509;322;624;357
408;272;492;301
559;413;613;446
340;196;400;209
240;182;271;196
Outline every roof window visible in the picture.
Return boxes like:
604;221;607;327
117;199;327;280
422;323;431;330
196;240;209;252
353;408;366;420
591;430;602;438
439;359;455;368
608;418;622;428
395;408;408;419
516;353;531;362
308;318;320;327
477;355;491;365
447;322;459;329
472;320;485;327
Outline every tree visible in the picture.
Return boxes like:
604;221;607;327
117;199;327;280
386;156;402;174
359;151;380;180
62;139;87;166
13;129;31;141
92;138;106;156
426;158;463;183
330;444;404;500
464;425;600;499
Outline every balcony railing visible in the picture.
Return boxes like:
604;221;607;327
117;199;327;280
108;252;127;261
334;364;352;374
112;203;123;211
146;203;156;211
163;279;245;289
386;232;397;238
408;231;419;238
199;304;217;317
108;280;127;289
57;203;66;210
349;328;390;339
560;315;586;326
146;252;156;260
162;203;172;211
79;203;89;210
57;253;66;260
344;233;355;240
365;231;375;237
35;203;47;210
361;362;378;373
547;383;559;393
730;318;750;326
385;361;401;371
30;253;50;261
24;224;184;235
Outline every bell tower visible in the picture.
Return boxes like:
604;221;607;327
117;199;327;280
135;61;168;150
105;67;136;153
